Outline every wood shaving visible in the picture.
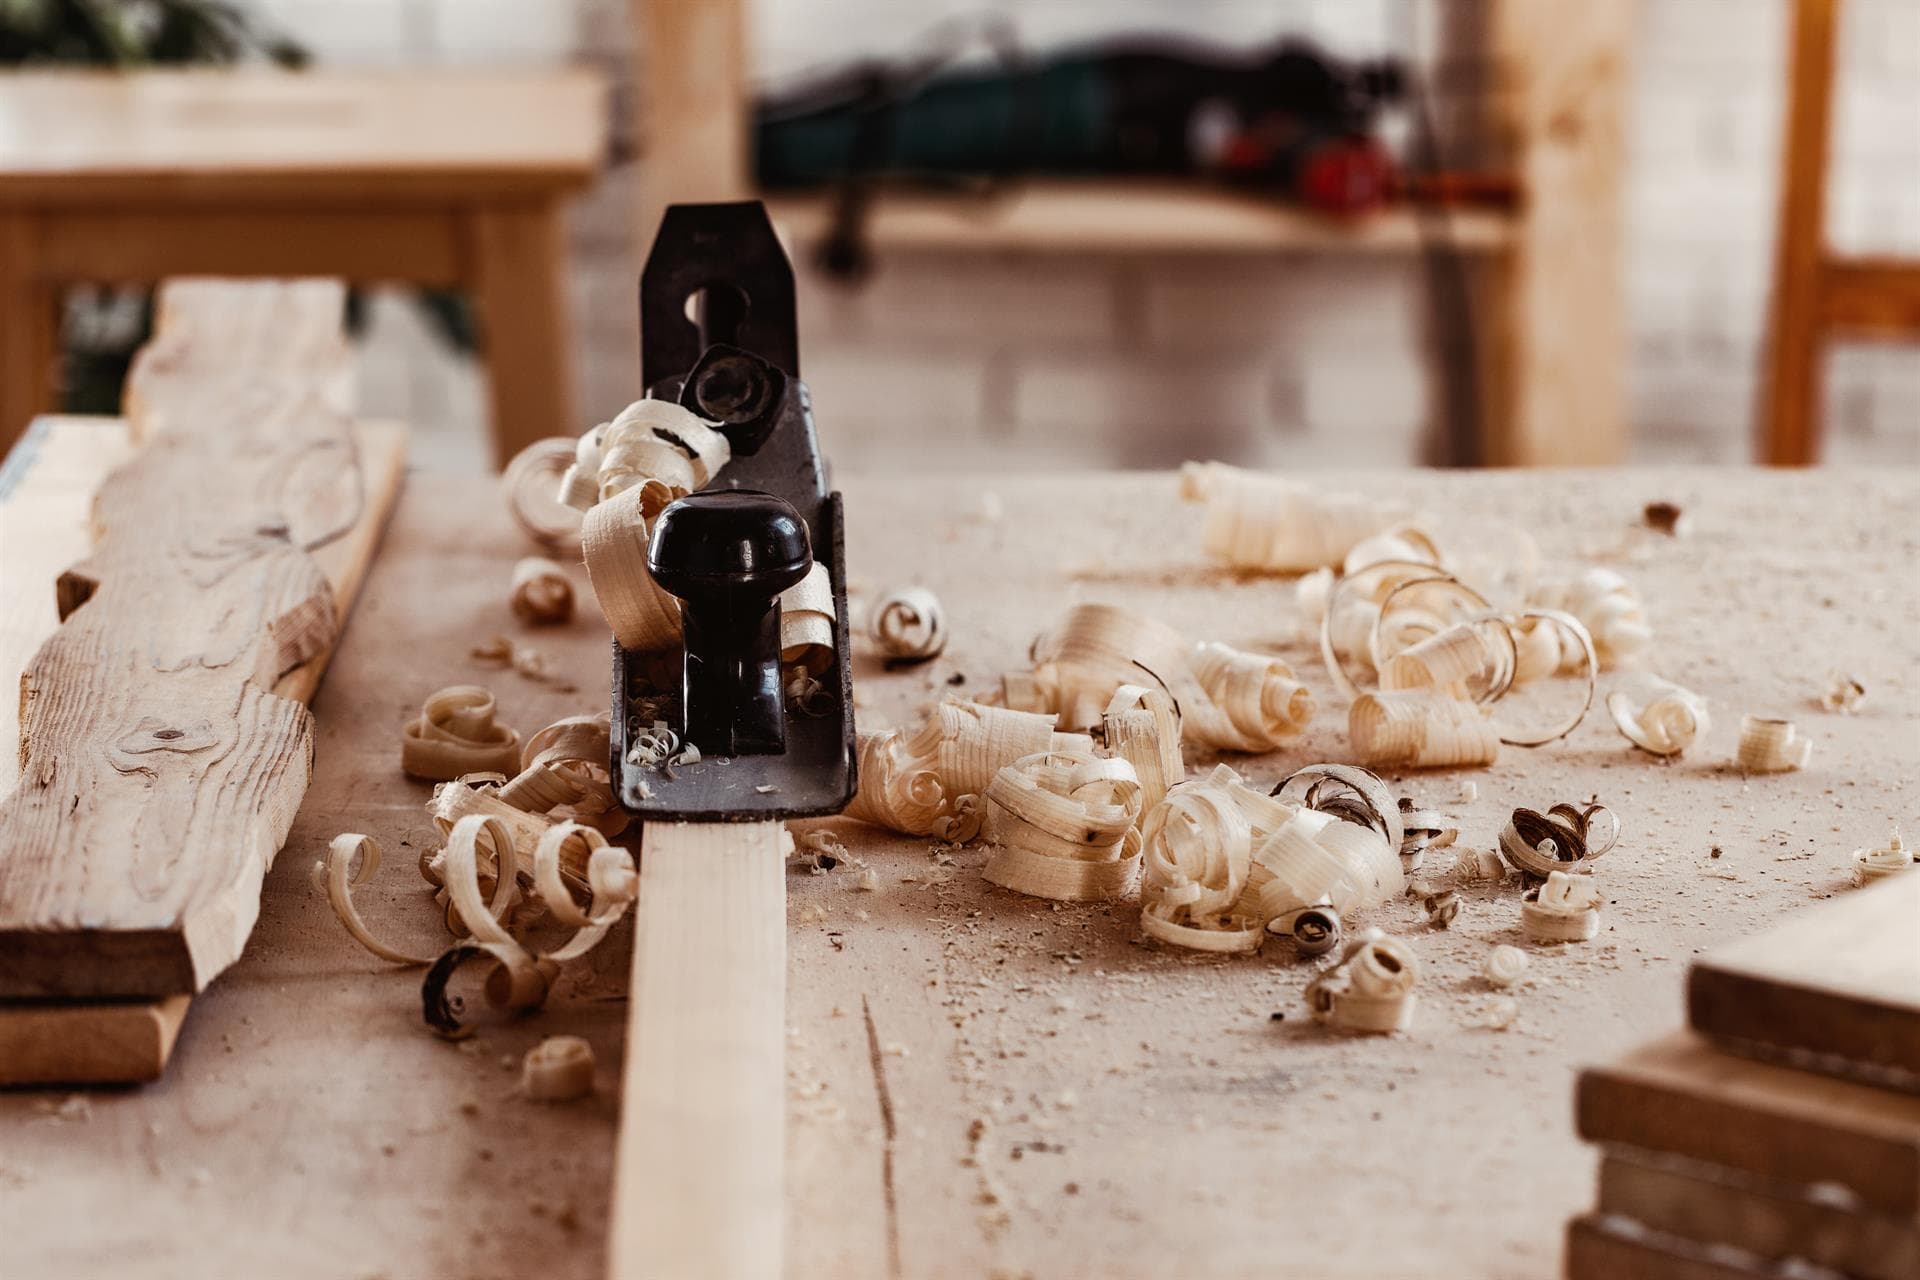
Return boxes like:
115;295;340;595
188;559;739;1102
1397;800;1459;873
1736;714;1814;773
470;635;571;687
1606;678;1710;756
1820;670;1867;714
509;557;575;625
1268;903;1342;956
981;750;1143;902
1452;848;1511;884
401;685;523;781
1527;568;1652;670
1099;685;1184;817
1484;944;1529;988
1499;803;1620;881
780;563;836;675
1179;461;1402;572
869;585;947;664
1420;887;1462;928
1520;871;1603;944
1350;689;1500;769
502;437;585;551
581;483;683;652
1139;781;1260;953
522;1035;597;1103
1304;928;1420;1034
1852;830;1910;886
310;835;437;965
1017;602;1312;752
592;397;731;514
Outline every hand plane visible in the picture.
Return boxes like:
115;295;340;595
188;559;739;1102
609;200;857;823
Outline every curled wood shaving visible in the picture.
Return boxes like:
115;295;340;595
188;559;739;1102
1179;461;1402;572
1268;902;1342;956
1499;803;1619;881
843;728;955;838
594;398;731;514
1420;887;1462;928
1854;830;1911;886
1527;568;1652;670
1451;848;1511;884
841;702;1080;843
781;563;836;675
1019;603;1312;752
1484;944;1529;988
470;635;573;688
1100;685;1184;817
1377;615;1516;704
1521;870;1603;944
1139;781;1260;953
1820;671;1867;714
1320;562;1491;702
1607;678;1710;756
523;1035;597;1102
502;437;586;551
981;751;1143;902
423;940;557;1038
401;686;524;781
1737;715;1813;773
869;586;948;665
1273;763;1405;854
932;700;1090;801
1304;929;1420;1034
1349;689;1499;769
581;484;683;652
311;835;437;965
509;556;575;625
1397;800;1458;873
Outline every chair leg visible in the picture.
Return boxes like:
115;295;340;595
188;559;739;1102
473;203;577;470
0;213;58;458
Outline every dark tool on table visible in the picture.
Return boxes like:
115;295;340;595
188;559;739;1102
611;200;857;822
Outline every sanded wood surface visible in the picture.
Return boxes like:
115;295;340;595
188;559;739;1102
1597;1152;1920;1280
1689;869;1920;1085
1577;1032;1920;1220
0;466;1913;1279
613;821;788;1279
0;281;387;999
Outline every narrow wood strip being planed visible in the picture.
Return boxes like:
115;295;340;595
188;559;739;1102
610;820;787;1280
0;279;401;1001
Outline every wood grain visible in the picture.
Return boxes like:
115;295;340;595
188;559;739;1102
1598;1152;1920;1280
0;280;383;1000
611;820;787;1280
1577;1032;1920;1220
1690;872;1920;1086
1566;1212;1803;1280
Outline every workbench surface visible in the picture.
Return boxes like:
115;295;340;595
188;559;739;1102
2;451;1915;1280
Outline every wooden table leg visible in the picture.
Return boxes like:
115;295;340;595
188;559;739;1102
0;213;59;458
472;202;577;470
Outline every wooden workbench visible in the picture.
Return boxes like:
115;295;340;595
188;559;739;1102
1;437;1914;1279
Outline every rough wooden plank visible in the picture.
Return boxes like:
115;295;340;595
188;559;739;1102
1567;1213;1806;1280
611;820;786;1280
1690;872;1920;1087
1578;1032;1920;1221
1598;1152;1920;1280
0;996;191;1088
0;280;377;999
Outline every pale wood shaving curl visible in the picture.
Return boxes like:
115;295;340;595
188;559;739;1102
582;484;683;652
401;685;524;781
502;437;585;551
1520;870;1603;943
1099;684;1184;817
594;398;732;514
1821;671;1867;714
1139;781;1260;953
523;1035;597;1102
1527;567;1652;670
1737;714;1813;773
1179;461;1403;572
509;556;575;625
869;585;948;664
1854;830;1911;886
1349;689;1500;769
1607;678;1710;756
981;751;1144;902
1304;929;1420;1034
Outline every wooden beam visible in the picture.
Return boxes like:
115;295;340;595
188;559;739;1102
610;820;787;1279
1823;257;1920;335
632;0;751;243
1567;1212;1805;1280
1760;0;1842;464
472;203;578;468
33;210;466;286
0;281;402;1000
1688;870;1920;1086
1481;0;1632;465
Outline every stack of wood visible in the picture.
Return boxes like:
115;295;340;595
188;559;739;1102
1565;871;1920;1279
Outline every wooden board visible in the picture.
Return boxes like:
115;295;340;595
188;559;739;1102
0;279;405;1004
611;821;787;1279
1597;1152;1920;1280
1577;1032;1920;1221
1689;870;1920;1088
1566;1213;1810;1280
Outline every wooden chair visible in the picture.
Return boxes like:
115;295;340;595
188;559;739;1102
1761;0;1920;464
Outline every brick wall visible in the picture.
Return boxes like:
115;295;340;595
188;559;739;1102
249;0;1920;471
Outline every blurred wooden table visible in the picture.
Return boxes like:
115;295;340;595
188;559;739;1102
0;70;604;467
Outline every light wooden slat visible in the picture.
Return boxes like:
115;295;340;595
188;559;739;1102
1688;870;1920;1086
768;184;1514;256
1598;1152;1920;1280
33;210;466;285
1576;1032;1920;1220
1823;258;1920;335
611;820;787;1280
